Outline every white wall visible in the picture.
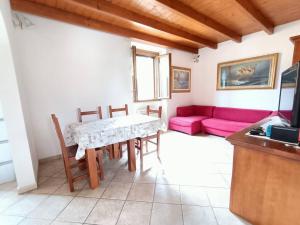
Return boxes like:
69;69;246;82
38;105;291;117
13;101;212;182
0;0;37;192
167;49;194;118
13;14;132;159
192;20;300;110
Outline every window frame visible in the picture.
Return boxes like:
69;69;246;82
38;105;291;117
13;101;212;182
132;46;172;102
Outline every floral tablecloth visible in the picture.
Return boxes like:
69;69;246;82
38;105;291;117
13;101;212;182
65;115;162;159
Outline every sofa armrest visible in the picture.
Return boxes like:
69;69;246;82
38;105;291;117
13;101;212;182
177;106;195;117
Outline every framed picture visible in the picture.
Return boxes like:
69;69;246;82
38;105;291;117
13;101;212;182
217;53;279;90
172;66;191;93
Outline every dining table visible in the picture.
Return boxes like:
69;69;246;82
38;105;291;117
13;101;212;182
64;114;162;189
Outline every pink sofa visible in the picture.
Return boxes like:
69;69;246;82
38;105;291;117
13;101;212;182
169;105;272;137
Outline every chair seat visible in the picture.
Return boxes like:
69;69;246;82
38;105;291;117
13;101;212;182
202;118;252;132
66;145;78;158
169;116;208;127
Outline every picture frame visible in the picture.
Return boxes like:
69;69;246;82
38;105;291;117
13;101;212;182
172;66;191;93
216;53;279;90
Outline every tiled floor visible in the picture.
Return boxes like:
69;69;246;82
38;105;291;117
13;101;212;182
0;131;252;225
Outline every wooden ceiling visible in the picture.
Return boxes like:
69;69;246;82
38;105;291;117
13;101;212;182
11;0;300;53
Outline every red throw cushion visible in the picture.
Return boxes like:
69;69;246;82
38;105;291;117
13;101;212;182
194;106;214;117
202;118;252;132
176;106;195;117
213;107;272;123
169;116;208;127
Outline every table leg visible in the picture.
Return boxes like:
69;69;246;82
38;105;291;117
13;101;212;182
113;143;120;159
86;148;99;189
127;139;136;171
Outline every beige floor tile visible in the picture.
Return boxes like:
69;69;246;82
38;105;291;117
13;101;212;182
150;203;183;225
52;170;67;178
156;172;181;185
56;197;97;223
102;182;132;200
32;178;66;194
38;177;49;185
54;179;87;196
51;222;82;225
182;205;217;225
85;199;124;225
180;186;210;206
134;170;157;183
0;215;24;225
38;164;62;177
183;173;227;187
0;191;26;213
154;184;181;204
0;182;17;191
112;170;136;183
117;201;152;225
18;218;52;225
127;183;155;202
213;208;252;225
28;195;73;220
206;188;230;208
3;194;48;216
77;181;109;198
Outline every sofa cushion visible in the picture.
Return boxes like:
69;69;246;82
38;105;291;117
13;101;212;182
169;116;208;127
194;106;214;117
202;118;252;132
213;107;272;123
176;106;195;117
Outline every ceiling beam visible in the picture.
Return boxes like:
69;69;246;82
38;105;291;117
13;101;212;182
156;0;241;42
234;0;274;34
11;0;199;53
71;0;217;49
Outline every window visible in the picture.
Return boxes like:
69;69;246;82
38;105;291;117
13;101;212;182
132;46;171;102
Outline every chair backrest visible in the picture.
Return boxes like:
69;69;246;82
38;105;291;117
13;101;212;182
78;106;102;122
109;104;128;118
147;105;162;118
51;114;70;164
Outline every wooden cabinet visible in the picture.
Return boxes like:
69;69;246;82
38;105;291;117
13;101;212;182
227;118;300;225
290;35;300;65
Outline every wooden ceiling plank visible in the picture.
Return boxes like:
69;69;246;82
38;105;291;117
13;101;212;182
155;0;241;42
11;0;199;53
235;0;274;34
71;0;217;49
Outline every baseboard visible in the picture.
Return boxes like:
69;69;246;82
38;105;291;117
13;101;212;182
39;154;62;164
17;183;37;194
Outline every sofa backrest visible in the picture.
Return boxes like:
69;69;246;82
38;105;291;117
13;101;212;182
272;110;292;121
176;106;195;117
194;105;215;117
213;107;272;123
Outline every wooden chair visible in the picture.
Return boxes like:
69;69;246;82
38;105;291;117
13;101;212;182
51;114;104;192
108;104;128;118
77;106;102;122
108;104;129;158
78;107;113;160
136;105;162;165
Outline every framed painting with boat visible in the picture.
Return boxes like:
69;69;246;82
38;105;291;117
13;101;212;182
217;53;278;90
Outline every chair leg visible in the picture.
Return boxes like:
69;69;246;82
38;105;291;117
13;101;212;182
120;144;123;158
107;145;113;160
140;139;144;165
65;168;74;192
63;160;75;192
68;179;74;192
